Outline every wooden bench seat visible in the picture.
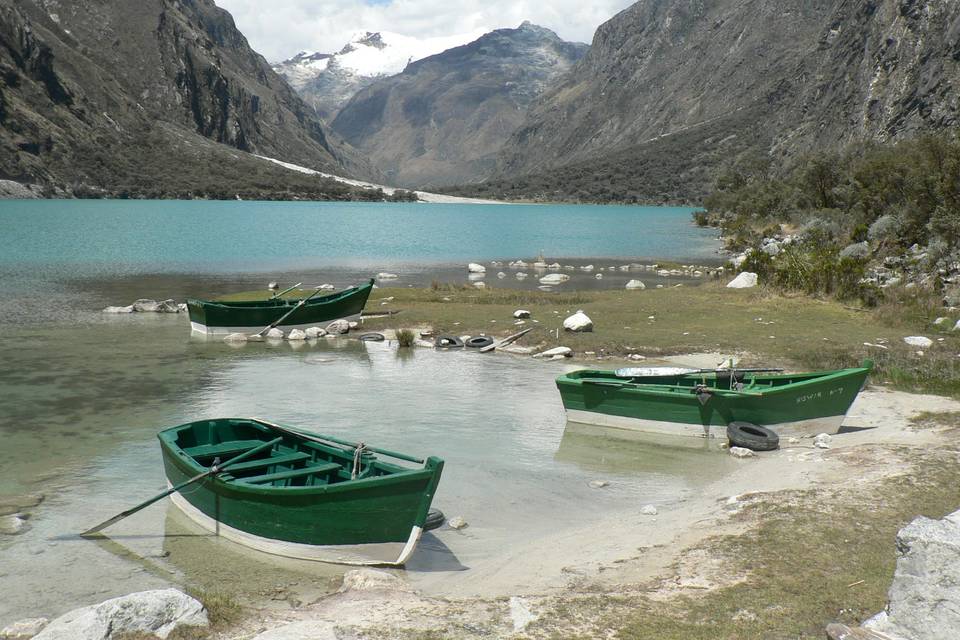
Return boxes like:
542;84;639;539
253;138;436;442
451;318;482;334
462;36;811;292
237;462;342;485
223;452;310;474
184;440;265;459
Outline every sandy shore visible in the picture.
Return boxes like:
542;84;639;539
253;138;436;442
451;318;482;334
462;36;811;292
218;374;960;639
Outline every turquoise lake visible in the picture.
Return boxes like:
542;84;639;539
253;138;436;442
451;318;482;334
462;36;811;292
0;200;735;623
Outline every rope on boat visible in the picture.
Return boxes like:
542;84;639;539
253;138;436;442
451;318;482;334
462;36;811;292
352;443;368;479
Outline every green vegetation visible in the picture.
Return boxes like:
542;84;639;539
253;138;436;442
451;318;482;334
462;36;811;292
395;328;416;347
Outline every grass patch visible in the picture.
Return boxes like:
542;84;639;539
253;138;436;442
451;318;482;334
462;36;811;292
909;411;960;431
532;446;960;639
395;328;415;347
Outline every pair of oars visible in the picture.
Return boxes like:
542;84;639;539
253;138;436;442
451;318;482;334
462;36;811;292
80;436;283;537
251;287;326;337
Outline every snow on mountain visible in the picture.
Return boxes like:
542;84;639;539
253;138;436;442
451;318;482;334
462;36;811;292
273;29;487;120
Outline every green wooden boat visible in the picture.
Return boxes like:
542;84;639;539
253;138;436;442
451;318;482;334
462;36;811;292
158;417;444;565
556;360;872;439
186;279;374;335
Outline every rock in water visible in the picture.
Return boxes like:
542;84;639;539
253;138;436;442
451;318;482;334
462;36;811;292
539;273;570;285
0;514;28;535
863;509;960;640
155;299;180;313
223;333;248;343
903;336;933;348
588;480;609;489
727;272;758;288
325;319;350;335
376;272;398;280
467;262;486;273
32;589;207;640
534;346;572;358
0;618;48;639
102;306;134;314
131;299;159;312
266;328;284;339
563;310;593;332
625;279;646;290
305;327;327;338
287;329;307;341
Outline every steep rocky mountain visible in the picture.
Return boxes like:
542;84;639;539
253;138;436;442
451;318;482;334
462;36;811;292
330;22;588;189
272;30;485;121
0;0;376;198
473;0;960;203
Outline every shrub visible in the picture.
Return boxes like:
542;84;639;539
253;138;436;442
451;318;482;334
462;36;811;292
395;328;415;347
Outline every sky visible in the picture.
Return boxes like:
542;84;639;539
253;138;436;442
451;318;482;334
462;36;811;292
215;0;635;62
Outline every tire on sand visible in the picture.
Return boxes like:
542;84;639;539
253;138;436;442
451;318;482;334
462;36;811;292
726;421;779;451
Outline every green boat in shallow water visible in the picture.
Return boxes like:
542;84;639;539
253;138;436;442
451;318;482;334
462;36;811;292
556;360;873;439
158;417;444;566
186;279;374;335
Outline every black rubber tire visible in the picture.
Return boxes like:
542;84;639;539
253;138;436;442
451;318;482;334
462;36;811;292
726;421;780;451
435;335;464;348
424;508;445;531
358;332;385;342
465;335;494;349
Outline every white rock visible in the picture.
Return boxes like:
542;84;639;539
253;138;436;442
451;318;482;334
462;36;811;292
595;273;603;279
131;299;159;312
563;265;575;271
619;265;630;271
727;272;758;289
954;319;960;331
325;319;350;335
305;326;327;338
813;433;832;449
625;279;646;290
904;336;933;348
497;271;507;279
731;253;748;268
511;260;528;268
265;327;284;339
501;345;536;355
761;242;781;256
534;346;572;358
513;309;531;319
473;281;486;288
1;618;48;639
339;569;408;593
223;333;248;343
448;516;468;530
533;261;547;269
588;480;609;489
468;272;485;281
32;589;207;640
177;303;187;312
515;272;528;279
0;514;27;535
348;321;359;329
539;273;570;285
102;305;134;314
548;262;562;269
627;353;645;361
563;310;593;332
729;446;756;458
287;329;307;341
933;317;947;325
580;264;594;272
490;261;503;267
317;283;335;290
376;272;398;280
509;596;538;632
788;437;800;445
641;504;658;516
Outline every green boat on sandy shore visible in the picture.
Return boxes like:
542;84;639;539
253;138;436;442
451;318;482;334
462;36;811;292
556;361;872;439
158;417;444;566
186;279;375;335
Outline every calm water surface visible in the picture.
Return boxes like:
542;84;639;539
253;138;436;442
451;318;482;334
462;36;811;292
0;200;732;623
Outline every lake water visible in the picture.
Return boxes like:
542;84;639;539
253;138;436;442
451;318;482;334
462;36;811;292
0;200;732;623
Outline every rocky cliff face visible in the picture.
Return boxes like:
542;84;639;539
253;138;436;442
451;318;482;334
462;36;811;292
0;0;373;195
330;22;588;189
486;0;960;202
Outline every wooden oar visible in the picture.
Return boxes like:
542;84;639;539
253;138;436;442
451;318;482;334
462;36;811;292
252;288;325;337
250;417;424;464
479;327;534;353
270;282;302;299
614;366;784;377
80;436;283;537
582;378;765;396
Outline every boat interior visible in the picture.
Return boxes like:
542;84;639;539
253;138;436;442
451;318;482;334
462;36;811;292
166;419;409;488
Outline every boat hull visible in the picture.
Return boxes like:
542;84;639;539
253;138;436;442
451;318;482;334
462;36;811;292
556;364;871;439
187;280;374;335
158;418;442;565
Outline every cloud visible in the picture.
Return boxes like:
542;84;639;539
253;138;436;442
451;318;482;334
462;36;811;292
215;0;634;62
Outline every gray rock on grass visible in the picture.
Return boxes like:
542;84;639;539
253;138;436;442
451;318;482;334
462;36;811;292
32;589;207;640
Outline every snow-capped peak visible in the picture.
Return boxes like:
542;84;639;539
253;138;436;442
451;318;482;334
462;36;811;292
330;29;487;77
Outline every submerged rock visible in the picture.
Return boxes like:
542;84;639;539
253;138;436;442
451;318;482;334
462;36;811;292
0;494;43;517
325;319;350;335
304;326;327;339
563;310;593;332
223;333;248;343
102;305;134;314
588;480;609;489
0;514;28;535
32;589;207;640
287;329;307;341
265;328;284;339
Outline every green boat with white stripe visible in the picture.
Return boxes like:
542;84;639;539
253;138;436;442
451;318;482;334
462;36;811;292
158;417;444;566
556;360;872;439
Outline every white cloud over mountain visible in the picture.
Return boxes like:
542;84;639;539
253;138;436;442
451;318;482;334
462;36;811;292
216;0;633;62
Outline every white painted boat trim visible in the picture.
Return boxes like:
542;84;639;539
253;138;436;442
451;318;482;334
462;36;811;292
564;409;846;438
190;313;361;336
168;487;421;566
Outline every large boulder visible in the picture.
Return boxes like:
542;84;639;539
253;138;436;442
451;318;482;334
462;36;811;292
513;310;531;319
305;326;327;339
265;327;284;339
467;263;486;273
325;319;350;335
539;273;570;285
287;329;307;341
727;272;758;289
863;510;960;640
563;310;593;332
32;589;207;640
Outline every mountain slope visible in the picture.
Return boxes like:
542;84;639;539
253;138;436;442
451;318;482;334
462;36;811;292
273;30;486;121
0;0;375;197
481;0;960;203
330;22;588;189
